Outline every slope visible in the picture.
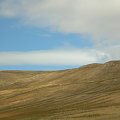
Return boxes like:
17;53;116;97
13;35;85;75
0;60;120;120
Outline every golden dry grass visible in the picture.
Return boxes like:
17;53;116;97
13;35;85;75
0;60;120;120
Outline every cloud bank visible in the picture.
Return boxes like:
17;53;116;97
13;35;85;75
0;49;108;66
0;0;120;42
0;0;120;66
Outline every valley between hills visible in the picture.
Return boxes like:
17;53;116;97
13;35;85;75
0;61;120;120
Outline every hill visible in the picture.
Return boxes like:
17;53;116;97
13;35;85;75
0;60;120;120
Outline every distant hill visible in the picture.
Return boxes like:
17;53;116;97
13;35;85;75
0;60;120;120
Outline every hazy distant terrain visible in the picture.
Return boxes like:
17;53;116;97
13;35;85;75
0;61;120;120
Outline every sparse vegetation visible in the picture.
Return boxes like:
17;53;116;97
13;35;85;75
0;61;120;120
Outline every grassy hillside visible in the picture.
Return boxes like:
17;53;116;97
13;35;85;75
0;61;120;120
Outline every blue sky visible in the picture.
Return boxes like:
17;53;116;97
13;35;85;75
0;0;120;70
0;18;94;70
0;18;93;52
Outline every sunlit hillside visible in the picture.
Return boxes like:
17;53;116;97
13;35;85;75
0;61;120;120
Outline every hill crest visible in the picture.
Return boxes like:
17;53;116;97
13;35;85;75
0;60;120;120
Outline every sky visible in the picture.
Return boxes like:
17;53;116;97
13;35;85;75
0;0;120;70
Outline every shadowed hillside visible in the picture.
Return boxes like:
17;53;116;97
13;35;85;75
0;60;120;120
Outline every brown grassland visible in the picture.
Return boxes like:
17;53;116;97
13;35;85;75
0;60;120;120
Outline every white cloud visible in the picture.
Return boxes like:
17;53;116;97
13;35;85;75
0;0;120;42
103;45;120;60
0;0;120;65
0;49;108;66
